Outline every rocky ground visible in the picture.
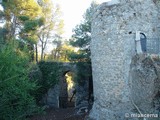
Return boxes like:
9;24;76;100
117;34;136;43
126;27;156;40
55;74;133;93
29;107;88;120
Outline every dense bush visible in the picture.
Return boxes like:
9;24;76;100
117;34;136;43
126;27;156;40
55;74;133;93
76;61;92;86
0;28;8;49
36;61;62;102
28;64;43;103
0;43;41;120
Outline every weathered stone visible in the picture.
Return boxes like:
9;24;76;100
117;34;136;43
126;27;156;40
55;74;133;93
75;80;89;110
90;0;160;119
40;63;77;108
130;55;159;114
41;84;60;108
40;62;90;111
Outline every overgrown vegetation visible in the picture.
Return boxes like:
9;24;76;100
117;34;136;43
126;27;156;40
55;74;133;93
0;0;63;119
0;43;42;120
0;0;96;119
68;2;97;87
35;61;62;102
76;62;92;86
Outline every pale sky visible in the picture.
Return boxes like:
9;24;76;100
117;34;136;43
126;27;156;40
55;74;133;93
57;0;111;39
0;0;110;39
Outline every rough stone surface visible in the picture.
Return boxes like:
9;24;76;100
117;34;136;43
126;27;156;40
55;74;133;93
45;84;60;108
90;0;160;119
130;55;160;115
41;63;90;110
41;63;76;108
75;80;89;113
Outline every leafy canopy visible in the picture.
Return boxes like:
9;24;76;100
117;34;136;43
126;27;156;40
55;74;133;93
69;2;97;62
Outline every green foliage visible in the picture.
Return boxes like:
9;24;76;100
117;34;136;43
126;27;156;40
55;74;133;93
28;64;43;103
68;2;96;86
69;2;97;62
23;21;37;34
1;0;44;61
2;0;42;18
37;0;64;61
19;17;44;60
0;28;8;48
18;16;30;22
36;61;62;102
70;2;96;48
38;17;45;26
68;50;90;62
0;43;42;120
70;22;91;49
29;64;43;83
76;61;92;86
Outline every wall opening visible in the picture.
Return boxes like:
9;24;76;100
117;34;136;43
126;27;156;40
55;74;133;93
65;71;76;108
59;71;76;108
140;33;147;52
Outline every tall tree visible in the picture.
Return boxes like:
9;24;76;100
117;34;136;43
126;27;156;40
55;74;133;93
69;2;97;102
1;0;64;62
2;0;42;40
1;0;44;62
49;38;75;62
52;35;63;61
19;17;44;61
37;0;64;61
69;2;97;62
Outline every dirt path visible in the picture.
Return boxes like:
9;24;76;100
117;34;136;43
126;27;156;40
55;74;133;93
29;108;88;120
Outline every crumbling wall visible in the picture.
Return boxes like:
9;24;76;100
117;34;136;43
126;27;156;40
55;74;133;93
39;62;90;110
41;84;60;108
130;55;160;115
90;0;160;119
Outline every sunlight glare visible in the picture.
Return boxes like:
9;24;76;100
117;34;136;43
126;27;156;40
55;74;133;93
96;0;111;4
0;5;3;11
56;0;111;39
65;72;75;98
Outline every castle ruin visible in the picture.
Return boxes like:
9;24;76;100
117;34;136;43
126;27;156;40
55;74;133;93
90;0;160;119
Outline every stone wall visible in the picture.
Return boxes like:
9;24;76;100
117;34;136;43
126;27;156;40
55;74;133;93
130;54;160;115
40;62;90;110
41;84;60;108
90;0;160;119
75;80;89;114
40;62;76;108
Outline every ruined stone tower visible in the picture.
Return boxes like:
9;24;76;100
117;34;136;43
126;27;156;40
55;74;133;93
90;0;160;119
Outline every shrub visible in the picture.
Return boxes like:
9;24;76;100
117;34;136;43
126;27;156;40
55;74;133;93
0;43;41;120
76;61;92;86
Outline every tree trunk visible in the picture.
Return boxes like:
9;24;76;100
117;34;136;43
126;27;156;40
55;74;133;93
54;48;58;60
44;53;46;60
41;42;44;60
11;15;17;37
28;43;34;62
31;44;34;62
35;44;38;63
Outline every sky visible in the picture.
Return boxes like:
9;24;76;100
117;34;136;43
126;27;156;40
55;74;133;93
57;0;111;39
0;0;111;53
0;0;110;38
